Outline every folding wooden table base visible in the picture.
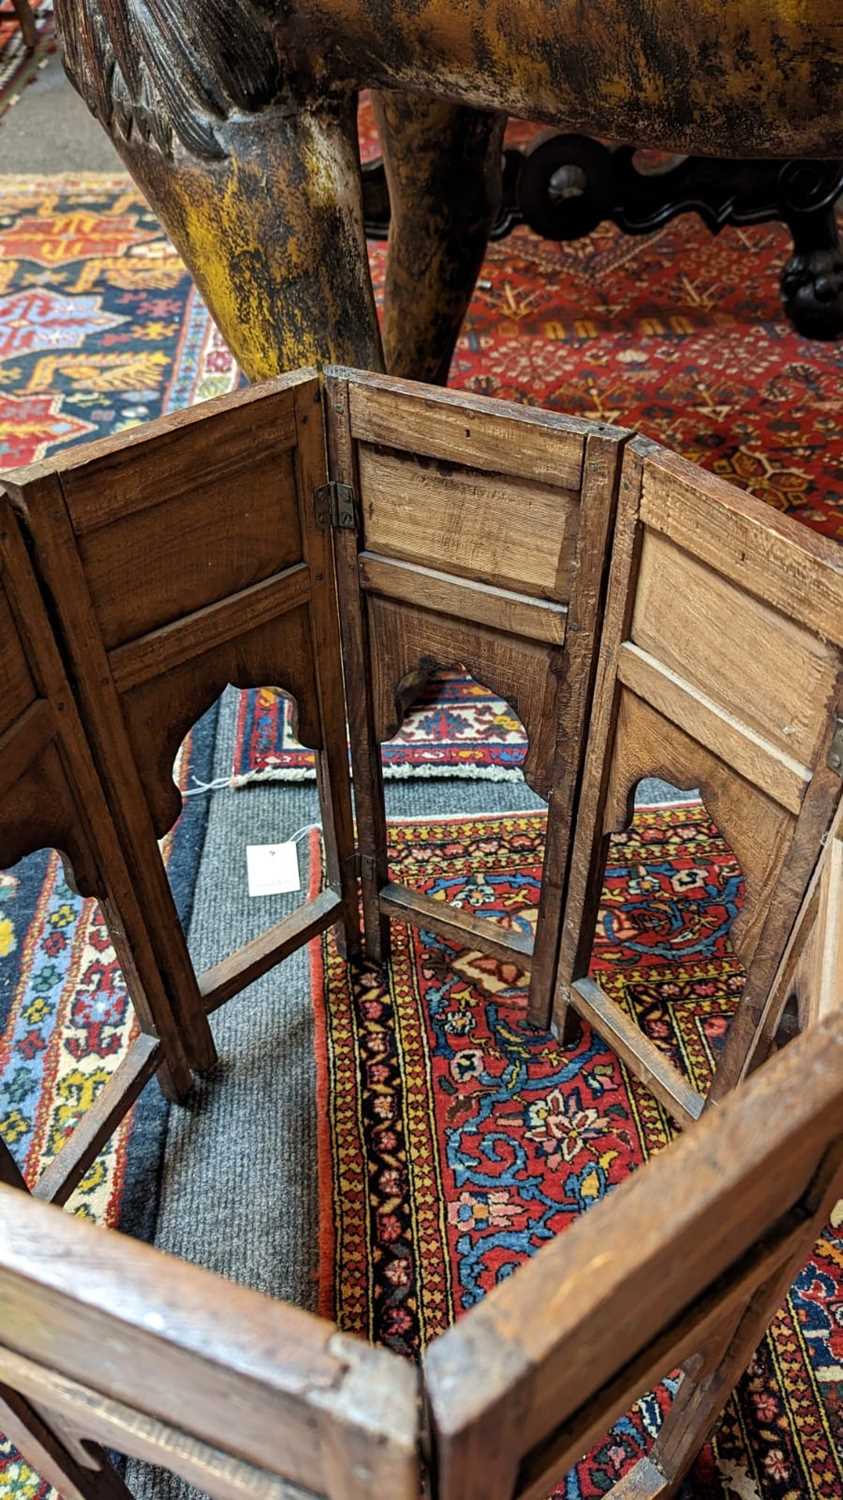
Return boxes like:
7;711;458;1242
2;365;843;1500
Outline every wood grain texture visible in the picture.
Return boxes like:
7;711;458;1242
345;370;591;490
380;881;534;965
616;642;811;815
367;594;562;801
572;978;703;1126
638;440;843;647
359;551;568;645
0;493;193;1096
357;442;579;600
0;1186;420;1500
555;434;843;1107
632;528;839;765
9;373;355;1069
528;428;626;1027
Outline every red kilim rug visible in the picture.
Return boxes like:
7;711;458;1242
315;804;843;1500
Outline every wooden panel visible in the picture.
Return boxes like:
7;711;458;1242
367;593;560;799
108;564;312;692
616;643;811;814
358;552;567;645
632;529;838;764
0;580;37;738
55;378;303;533
0;1185;420;1500
638;441;843;647
357;444;580;601
605;688;795;964
77;445;302;651
120;602;323;838
346;370;590;490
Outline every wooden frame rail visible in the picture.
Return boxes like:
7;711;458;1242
553;436;843;1121
326;367;629;1026
2;1011;843;1500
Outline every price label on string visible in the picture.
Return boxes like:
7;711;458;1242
245;842;301;897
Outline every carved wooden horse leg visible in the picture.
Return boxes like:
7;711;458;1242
106;101;383;380
374;94;505;384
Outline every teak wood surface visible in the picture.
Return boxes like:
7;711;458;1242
1;1010;842;1500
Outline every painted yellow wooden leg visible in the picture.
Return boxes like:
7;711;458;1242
374;93;505;384
112;101;383;380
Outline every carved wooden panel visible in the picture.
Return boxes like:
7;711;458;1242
329;368;628;1024
6;371;355;1070
556;436;843;1111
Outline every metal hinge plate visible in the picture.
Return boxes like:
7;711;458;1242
315;480;357;530
828;715;843;775
360;854;377;882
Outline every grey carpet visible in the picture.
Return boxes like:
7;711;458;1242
125;690;544;1500
126;690;688;1500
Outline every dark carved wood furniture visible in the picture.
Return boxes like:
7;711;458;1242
363;144;843;341
53;0;843;386
1;1008;843;1500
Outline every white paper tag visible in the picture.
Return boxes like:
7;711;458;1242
246;841;301;898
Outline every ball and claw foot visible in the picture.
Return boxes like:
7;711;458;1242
781;245;843;340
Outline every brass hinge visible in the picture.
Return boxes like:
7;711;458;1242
828;715;843;775
314;480;357;530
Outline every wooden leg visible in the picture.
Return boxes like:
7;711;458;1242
114;98;383;379
374;93;505;385
11;0;37;49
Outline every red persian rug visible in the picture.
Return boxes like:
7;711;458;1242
315;804;843;1500
230;670;528;784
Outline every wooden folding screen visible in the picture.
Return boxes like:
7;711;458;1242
326;369;628;1022
3;370;841;1107
1;1007;842;1500
5;371;357;1074
0;494;188;1216
554;437;843;1124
